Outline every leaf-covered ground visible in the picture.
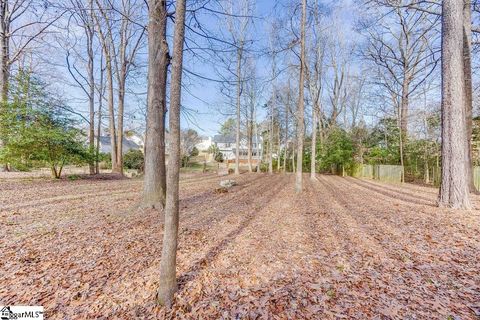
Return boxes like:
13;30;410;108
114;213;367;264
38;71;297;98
1;173;480;319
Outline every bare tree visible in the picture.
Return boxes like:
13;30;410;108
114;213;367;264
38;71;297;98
439;0;471;209
282;80;292;173
327;38;349;129
267;19;282;174
96;54;105;174
225;0;252;175
305;0;326;179
65;0;97;175
157;0;186;306
0;0;62;102
92;1;118;172
463;0;476;192
93;0;145;174
361;5;439;136
143;0;169;208
295;0;307;193
269;58;276;175
243;58;259;173
111;0;145;173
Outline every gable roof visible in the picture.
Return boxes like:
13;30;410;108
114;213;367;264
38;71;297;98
99;136;141;151
213;135;236;143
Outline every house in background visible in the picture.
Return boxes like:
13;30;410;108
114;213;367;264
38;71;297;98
195;136;213;161
195;136;212;151
98;132;144;154
213;134;263;165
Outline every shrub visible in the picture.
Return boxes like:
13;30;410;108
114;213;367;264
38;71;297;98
123;149;144;171
0;71;90;178
319;128;355;173
214;151;224;163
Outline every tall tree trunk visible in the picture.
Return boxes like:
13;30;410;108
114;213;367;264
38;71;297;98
0;2;9;104
439;0;471;209
157;0;186;306
253;99;260;173
95;83;102;174
105;52;117;172
283;82;290;174
247;120;252;172
235;46;242;175
0;33;8;103
143;0;169;208
400;76;409;136
283;125;288;173
310;106;317;179
95;54;105;174
295;0;306;193
114;76;125;174
0;3;9;172
87;29;96;175
92;7;117;172
277;120;281;172
106;59;117;171
268;87;274;174
424;156;430;184
463;0;475;193
399;125;405;183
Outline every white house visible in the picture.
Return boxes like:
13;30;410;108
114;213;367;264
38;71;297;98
98;134;143;154
213;134;263;163
195;136;213;151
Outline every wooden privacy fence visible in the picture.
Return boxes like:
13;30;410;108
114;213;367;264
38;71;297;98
349;164;404;183
474;167;480;191
343;165;480;187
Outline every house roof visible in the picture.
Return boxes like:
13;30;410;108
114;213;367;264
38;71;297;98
213;135;236;143
99;136;141;151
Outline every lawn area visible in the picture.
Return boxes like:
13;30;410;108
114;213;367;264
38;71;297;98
1;172;480;319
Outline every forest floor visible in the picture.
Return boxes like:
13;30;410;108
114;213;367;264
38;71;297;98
1;172;480;319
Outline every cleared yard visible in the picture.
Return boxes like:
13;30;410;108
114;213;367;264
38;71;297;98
1;173;480;319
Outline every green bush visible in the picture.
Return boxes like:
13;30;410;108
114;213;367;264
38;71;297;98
0;70;89;178
123;149;144;171
214;151;224;162
319;128;355;173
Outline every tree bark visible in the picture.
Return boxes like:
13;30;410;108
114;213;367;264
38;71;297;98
143;0;170;207
463;0;476;193
114;77;125;174
105;53;117;172
283;115;288;173
310;106;317;179
269;86;274;174
114;26;127;174
283;81;290;174
400;76;410;136
399;124;405;183
295;0;307;193
95;64;103;174
157;0;186;307
276;120;281;172
0;0;9;103
143;0;169;208
0;28;8;103
235;45;243;175
92;1;117;172
87;23;96;175
438;0;471;209
247;119;252;172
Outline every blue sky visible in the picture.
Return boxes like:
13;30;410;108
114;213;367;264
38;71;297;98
179;0;279;137
57;0;358;138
